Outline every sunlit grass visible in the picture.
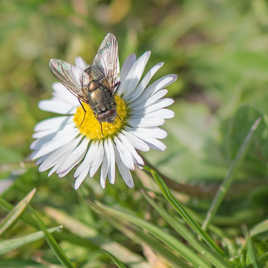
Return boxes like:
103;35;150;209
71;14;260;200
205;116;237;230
1;0;268;267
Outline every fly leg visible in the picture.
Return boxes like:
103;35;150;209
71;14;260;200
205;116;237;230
78;99;86;126
113;81;121;95
117;114;122;122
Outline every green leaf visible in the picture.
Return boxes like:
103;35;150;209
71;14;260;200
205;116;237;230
0;194;74;267
102;250;127;268
145;101;225;183
145;166;225;257
203;116;261;230
224;105;267;174
0;259;45;267
45;206;146;266
247;236;259;268
89;201;211;268
30;208;74;268
96;208;190;267
142;192;230;268
0;188;36;235
250;219;268;237
0;226;62;255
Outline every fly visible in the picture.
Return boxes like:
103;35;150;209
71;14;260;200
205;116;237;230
49;33;120;131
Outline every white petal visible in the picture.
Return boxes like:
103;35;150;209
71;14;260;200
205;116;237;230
57;138;89;177
52;82;79;106
33;129;55;139
38;136;82;172
74;141;100;189
31;134;53;150
34;116;71;132
75;57;89;70
132;130;166;151
131;96;173;113
46;136;82;176
130;74;177;109
127;62;164;102
120;54;136;83
74;169;89;190
144;109;175;120
127;127;167;139
128;117;164;128
107;138;115;184
74;141;96;178
118;133;144;166
143;89;168;107
31;125;79;159
118;51;151;96
144;99;174;113
48;165;58;177
146;138;166;151
115;147;134;188
90;141;104;177
113;136;135;170
100;141;109;188
39;99;76;114
121;130;149;152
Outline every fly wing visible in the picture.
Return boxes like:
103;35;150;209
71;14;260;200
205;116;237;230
93;33;119;91
49;59;90;103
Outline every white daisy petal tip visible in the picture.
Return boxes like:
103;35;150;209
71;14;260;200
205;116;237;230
144;50;151;58
31;33;177;190
170;73;178;82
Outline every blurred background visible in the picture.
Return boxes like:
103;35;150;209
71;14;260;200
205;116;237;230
1;0;268;267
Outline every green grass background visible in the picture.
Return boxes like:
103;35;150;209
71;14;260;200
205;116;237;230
1;0;268;267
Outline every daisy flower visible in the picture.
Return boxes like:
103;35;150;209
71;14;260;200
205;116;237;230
31;33;177;189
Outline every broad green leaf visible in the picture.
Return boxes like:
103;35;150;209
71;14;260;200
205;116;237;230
145;101;225;183
0;226;62;255
0;188;36;236
203;117;261;230
223;106;267;176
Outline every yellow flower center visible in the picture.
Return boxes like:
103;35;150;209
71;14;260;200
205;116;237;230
73;95;127;140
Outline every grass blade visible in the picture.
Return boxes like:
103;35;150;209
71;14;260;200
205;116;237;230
89;201;211;268
30;207;74;268
0;259;44;267
0;193;74;268
250;219;268;237
102;250;127;268
247;235;259;268
202;118;261;230
44;206;146;266
142;191;230;268
0;188;36;236
107;216;192;268
145;166;225;257
0;226;62;255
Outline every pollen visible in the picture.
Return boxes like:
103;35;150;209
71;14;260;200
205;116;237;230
73;95;128;140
